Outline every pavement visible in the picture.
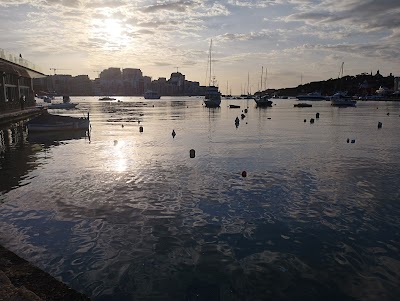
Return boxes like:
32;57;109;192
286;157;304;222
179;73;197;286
0;245;91;301
0;107;45;127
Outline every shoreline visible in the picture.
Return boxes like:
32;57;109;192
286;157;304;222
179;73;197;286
0;244;91;301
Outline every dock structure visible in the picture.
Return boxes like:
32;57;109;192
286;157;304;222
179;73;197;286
0;48;46;117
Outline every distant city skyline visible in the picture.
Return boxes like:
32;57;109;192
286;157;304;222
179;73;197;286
1;0;399;94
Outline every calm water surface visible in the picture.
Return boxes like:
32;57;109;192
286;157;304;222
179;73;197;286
1;97;400;300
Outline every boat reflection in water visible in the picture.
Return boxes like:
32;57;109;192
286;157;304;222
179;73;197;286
27;129;90;146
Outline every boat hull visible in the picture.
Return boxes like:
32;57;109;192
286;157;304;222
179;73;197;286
331;100;357;107
204;99;221;108
296;96;326;101
254;98;273;107
294;103;312;107
48;103;78;109
26;113;90;132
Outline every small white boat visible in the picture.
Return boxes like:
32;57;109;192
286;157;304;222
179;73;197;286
143;90;161;99
47;96;78;109
26;111;90;132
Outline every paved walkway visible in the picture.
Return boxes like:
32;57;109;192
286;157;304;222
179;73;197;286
0;245;91;301
0;107;45;127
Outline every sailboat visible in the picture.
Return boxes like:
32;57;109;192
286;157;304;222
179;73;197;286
204;39;222;108
254;66;273;107
330;62;356;107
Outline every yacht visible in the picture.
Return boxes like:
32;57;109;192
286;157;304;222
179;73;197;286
296;92;326;101
254;94;273;107
330;92;356;107
203;39;221;108
204;86;221;108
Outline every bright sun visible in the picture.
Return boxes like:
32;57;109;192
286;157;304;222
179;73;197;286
103;19;122;39
91;18;129;49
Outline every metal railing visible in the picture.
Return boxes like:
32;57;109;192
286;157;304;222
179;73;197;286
0;48;43;73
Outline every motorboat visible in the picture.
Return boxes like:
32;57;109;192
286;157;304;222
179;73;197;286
296;92;326;101
294;103;312;107
330;92;357;107
99;96;116;101
47;96;78;109
254;95;273;107
26;111;90;132
143;90;161;99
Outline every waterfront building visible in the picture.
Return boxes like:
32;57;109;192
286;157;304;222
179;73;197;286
122;68;144;95
70;75;93;96
394;77;400;92
0;49;45;113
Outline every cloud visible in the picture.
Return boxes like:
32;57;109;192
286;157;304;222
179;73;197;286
303;42;400;61
286;0;400;35
227;0;276;8
141;0;197;13
217;30;273;42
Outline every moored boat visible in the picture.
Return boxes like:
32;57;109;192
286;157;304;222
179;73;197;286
143;90;161;99
330;92;357;107
204;86;222;108
47;96;78;109
203;39;222;108
330;62;357;107
294;103;312;107
26;111;90;132
99;96;116;101
254;95;273;107
296;92;326;101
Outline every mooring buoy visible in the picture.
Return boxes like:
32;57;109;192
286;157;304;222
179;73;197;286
172;129;176;138
316;112;320;119
189;149;195;158
378;122;382;129
139;126;143;132
241;171;247;177
310;118;315;124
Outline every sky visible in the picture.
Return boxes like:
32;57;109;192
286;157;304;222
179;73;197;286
1;0;399;94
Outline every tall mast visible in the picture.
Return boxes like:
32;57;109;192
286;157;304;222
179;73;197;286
247;72;250;95
209;39;212;86
261;66;263;91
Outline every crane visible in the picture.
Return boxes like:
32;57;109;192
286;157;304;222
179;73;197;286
49;68;71;75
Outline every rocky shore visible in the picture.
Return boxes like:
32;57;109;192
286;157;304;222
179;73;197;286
0;245;91;301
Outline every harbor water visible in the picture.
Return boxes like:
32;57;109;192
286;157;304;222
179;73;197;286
1;97;400;300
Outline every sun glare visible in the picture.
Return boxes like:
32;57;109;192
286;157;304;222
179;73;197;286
103;19;122;39
91;17;129;49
